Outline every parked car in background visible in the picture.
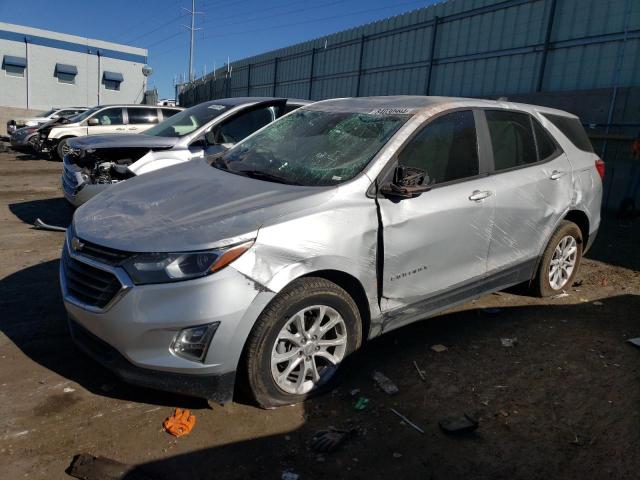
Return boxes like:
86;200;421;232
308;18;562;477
60;96;602;408
10;125;41;151
61;97;309;206
37;104;183;160
7;107;88;135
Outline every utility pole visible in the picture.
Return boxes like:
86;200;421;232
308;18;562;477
182;0;202;82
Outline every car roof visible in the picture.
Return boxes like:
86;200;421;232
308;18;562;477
91;104;183;109
197;97;311;108
305;95;576;118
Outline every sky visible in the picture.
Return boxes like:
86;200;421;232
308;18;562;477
0;0;437;99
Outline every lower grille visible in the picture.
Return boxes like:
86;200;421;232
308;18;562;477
61;248;123;309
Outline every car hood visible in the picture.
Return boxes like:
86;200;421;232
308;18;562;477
69;134;179;150
73;159;336;252
14;117;46;124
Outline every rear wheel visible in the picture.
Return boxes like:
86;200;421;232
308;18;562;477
531;220;583;297
243;277;362;409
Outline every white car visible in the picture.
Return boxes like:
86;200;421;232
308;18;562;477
37;104;183;160
61;97;309;206
6;107;87;135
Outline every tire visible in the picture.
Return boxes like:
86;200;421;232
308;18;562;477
55;138;73;161
531;220;583;297
243;277;362;409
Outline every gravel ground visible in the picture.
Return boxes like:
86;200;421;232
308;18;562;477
0;147;639;480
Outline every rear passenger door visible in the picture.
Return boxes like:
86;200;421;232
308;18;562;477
482;110;572;275
126;107;160;133
379;110;494;327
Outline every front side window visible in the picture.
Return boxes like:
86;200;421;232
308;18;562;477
94;108;124;126
213;109;411;186
486;110;537;171
214;107;274;144
397;110;479;185
127;107;158;125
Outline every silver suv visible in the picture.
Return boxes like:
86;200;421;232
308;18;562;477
60;96;603;408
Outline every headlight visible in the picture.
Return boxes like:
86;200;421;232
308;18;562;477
170;322;219;362
121;241;253;285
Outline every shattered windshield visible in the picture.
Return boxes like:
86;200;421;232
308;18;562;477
212;109;410;186
144;103;229;138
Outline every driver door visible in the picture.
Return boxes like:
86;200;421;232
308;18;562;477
378;110;495;329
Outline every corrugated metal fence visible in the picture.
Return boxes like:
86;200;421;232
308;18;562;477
179;0;640;106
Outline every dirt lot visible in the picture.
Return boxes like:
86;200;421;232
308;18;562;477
0;145;639;480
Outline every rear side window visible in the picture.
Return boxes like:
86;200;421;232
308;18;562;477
162;108;180;119
215;107;274;144
128;107;158;124
532;120;558;160
486;110;537;171
542;113;594;152
398;110;479;185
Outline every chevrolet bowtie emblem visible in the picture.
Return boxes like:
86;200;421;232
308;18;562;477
71;237;84;252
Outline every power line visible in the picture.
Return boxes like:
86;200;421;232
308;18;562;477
125;14;185;44
199;0;355;29
150;0;428;60
203;0;429;41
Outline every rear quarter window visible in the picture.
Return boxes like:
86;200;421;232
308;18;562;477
542;113;594;153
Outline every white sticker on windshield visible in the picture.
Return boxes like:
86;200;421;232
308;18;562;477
369;107;413;115
332;175;342;181
208;104;225;110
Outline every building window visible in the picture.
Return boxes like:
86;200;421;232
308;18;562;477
2;56;27;78
102;71;123;91
54;63;78;85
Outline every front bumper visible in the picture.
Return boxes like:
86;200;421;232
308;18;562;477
10;133;36;149
68;318;236;402
60;236;274;400
61;155;108;207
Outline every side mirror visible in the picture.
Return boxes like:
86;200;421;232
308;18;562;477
87;118;100;126
380;165;432;198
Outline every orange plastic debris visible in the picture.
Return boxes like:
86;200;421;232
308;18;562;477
163;408;196;437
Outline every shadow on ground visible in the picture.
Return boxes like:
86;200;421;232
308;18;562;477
118;294;640;480
1;257;638;479
0;259;207;409
9;197;74;229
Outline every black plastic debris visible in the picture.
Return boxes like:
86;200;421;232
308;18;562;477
372;371;399;395
438;414;479;434
311;428;355;453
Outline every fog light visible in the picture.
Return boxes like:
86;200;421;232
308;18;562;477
170;322;219;362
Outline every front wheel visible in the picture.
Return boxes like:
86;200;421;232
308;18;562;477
55;138;73;161
531;220;583;297
243;277;362;409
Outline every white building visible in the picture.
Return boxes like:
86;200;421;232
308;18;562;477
0;22;149;110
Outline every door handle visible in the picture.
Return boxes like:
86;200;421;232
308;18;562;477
469;190;492;201
549;170;566;180
115;127;125;131
129;127;138;130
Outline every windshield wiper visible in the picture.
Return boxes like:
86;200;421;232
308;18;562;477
236;170;300;185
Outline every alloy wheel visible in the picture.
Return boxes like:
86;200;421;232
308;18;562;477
271;305;347;395
548;235;577;290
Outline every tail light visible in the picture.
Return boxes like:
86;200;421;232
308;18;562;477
595;158;605;179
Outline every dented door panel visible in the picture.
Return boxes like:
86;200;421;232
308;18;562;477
379;178;495;323
487;153;574;273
